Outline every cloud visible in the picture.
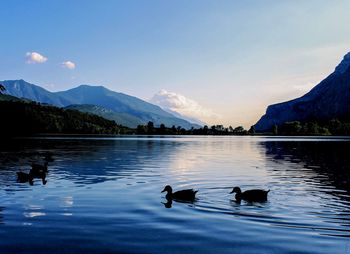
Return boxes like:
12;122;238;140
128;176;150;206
150;90;219;122
61;61;76;69
25;52;48;64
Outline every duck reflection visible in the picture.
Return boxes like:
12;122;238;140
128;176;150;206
17;170;47;186
29;169;47;185
1;138;186;186
16;159;49;186
162;197;197;209
16;172;33;185
162;199;173;208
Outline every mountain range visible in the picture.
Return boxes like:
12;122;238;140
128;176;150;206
0;79;201;129
255;52;350;132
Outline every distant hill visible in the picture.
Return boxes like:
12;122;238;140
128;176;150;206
0;99;127;136
0;80;199;129
65;104;143;128
0;79;70;106
0;93;24;102
255;52;350;132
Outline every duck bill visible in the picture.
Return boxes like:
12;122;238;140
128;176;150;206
161;189;166;193
229;190;234;194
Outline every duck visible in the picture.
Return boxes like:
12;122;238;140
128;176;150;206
161;185;198;201
16;172;33;185
230;186;270;202
31;161;48;173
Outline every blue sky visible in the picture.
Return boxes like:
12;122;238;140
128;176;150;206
1;0;350;127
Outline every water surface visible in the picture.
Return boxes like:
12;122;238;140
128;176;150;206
0;136;350;253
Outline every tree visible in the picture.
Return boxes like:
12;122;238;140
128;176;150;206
147;121;154;134
203;125;209;135
137;125;147;134
159;123;166;134
272;125;278;135
210;125;217;135
228;126;234;133
329;119;342;135
281;121;302;135
233;126;244;135
171;125;177;134
248;125;255;135
177;126;182;134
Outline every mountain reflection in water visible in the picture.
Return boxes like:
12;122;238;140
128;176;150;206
0;136;349;254
263;140;350;198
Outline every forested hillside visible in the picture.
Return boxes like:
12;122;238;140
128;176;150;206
0;99;129;136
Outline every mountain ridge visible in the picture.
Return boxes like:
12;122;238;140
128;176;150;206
254;52;350;132
0;79;200;129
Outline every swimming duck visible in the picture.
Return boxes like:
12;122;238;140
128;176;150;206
161;185;198;201
31;161;48;173
230;186;269;202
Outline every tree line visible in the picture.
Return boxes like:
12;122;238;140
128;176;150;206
0;100;130;136
2;85;350;136
135;122;255;135
271;120;350;136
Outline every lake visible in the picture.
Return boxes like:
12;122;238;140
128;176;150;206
0;136;350;254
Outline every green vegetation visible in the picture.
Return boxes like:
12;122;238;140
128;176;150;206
271;120;350;136
0;99;130;136
135;122;253;135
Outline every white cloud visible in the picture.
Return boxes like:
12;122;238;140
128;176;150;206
150;90;219;122
25;52;48;64
61;61;76;69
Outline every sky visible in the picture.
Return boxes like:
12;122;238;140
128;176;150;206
1;0;350;128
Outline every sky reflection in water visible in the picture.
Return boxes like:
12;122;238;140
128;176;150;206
0;136;349;254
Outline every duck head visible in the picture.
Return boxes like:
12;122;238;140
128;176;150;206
161;185;173;194
230;186;241;194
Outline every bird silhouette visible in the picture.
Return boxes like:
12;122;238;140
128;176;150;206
161;185;198;201
230;186;269;202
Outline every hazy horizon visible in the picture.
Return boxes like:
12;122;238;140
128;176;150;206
1;1;350;128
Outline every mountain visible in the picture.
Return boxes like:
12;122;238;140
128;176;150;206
254;52;350;132
56;85;199;128
0;80;198;128
0;79;70;106
65;104;143;128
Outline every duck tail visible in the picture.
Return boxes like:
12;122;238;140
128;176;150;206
267;189;270;193
194;190;198;194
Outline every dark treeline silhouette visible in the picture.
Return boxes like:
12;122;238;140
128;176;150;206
0;97;251;137
3;83;350;137
136;122;254;135
3;98;350;137
0;100;130;136
270;119;350;136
